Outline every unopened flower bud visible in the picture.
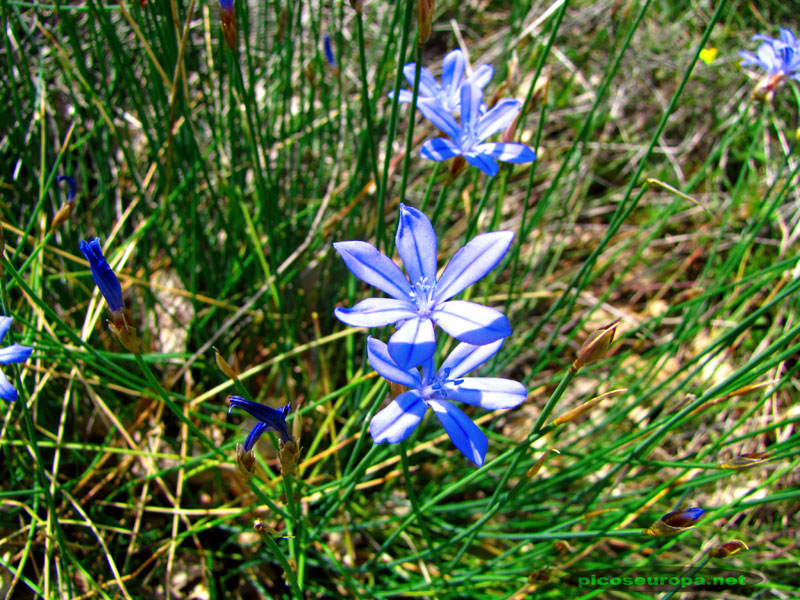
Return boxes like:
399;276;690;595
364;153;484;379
528;567;553;584
279;439;301;476
525;448;559;478
235;443;256;482
254;519;281;536
51;201;75;231
709;539;748;559
214;347;239;381
553;389;626;426
507;50;519;95
348;0;363;14
388;381;406;399
571;318;620;374
644;507;704;536
219;0;237;50
553;540;573;555
502;112;521;144
446;155;467;184
719;451;771;470
323;34;338;76
417;0;435;45
108;311;141;354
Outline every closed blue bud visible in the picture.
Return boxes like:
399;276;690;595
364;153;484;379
56;175;77;202
323;34;336;69
79;238;124;314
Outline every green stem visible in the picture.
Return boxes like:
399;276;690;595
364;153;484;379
354;11;381;245
659;555;711;600
259;525;304;599
377;0;416;246
530;370;575;436
282;474;305;590
399;441;447;589
397;43;422;213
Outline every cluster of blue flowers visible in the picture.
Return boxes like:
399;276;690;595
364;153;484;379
334;204;526;467
739;27;800;89
393;49;537;177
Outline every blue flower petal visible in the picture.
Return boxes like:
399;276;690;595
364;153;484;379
333;241;411;300
780;28;798;48
434;231;514;301
440;49;466;104
476;99;521;141
388;316;436;369
395;203;438;285
0;317;12;344
402;63;440;98
0;370;19;403
476;142;536;164
757;43;780;71
370;391;427;443
417;98;462;140
388;89;415;103
432;301;511;345
0;344;33;365
439;339;505;379
56;175;77;202
228;396;292;443
460;81;483;130
446;377;527;410
428;399;487;467
366;337;422;388
334;298;417;328
421;138;461;162
738;50;760;67
79;238;124;313
464;152;499;176
468;64;494;89
244;421;269;452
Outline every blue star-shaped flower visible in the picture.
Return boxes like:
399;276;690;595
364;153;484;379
367;336;526;467
0;317;33;403
740;28;800;83
389;48;494;114
228;396;293;451
418;80;537;177
334;203;513;369
79;238;124;314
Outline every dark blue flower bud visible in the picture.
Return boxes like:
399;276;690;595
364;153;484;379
79;238;124;313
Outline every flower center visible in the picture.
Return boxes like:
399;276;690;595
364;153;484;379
423;367;464;400
408;276;437;316
459;122;479;151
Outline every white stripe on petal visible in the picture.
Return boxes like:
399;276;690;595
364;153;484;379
367;337;422;388
370;391;427;444
334;298;418;328
434;231;514;301
333;241;411;299
433;301;511;345
428;399;487;467
421;138;461;161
